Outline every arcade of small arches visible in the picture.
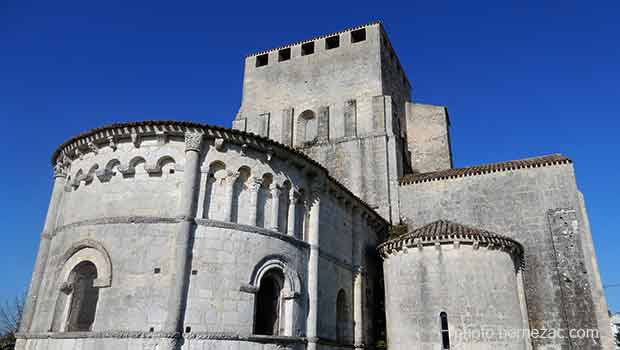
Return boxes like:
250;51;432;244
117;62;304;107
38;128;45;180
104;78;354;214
201;160;311;238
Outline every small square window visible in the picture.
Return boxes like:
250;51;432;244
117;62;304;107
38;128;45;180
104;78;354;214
149;327;155;332
191;270;198;275
185;326;191;333
301;42;315;56
256;54;268;67
154;267;161;274
351;28;366;43
278;48;291;62
325;35;340;50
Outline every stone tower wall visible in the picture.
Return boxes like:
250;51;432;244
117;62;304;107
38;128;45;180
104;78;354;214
405;103;453;173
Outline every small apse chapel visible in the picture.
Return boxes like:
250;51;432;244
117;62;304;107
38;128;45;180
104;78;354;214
17;22;613;350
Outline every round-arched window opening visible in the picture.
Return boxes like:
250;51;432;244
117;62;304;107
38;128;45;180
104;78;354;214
66;261;99;332
298;110;318;144
254;269;285;335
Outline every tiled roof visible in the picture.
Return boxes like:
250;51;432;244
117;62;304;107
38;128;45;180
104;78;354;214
403;220;516;242
400;154;572;185
378;220;524;263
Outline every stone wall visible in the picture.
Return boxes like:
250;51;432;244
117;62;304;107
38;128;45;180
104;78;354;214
18;121;386;350
398;161;611;350
404;103;452;173
383;244;528;350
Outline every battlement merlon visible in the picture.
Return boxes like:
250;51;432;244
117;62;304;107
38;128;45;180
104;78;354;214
234;22;414;145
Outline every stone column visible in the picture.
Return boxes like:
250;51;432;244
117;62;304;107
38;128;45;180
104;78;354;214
222;171;240;222
163;131;203;344
247;177;262;226
306;181;323;350
20;161;68;333
287;188;299;237
269;184;280;230
352;209;365;348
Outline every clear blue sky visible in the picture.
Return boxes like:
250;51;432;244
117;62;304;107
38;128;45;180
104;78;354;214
1;1;619;312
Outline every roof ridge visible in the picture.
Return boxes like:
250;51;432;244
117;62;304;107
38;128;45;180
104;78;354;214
400;154;572;185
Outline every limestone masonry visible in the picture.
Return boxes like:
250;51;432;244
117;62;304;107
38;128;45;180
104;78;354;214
17;21;612;350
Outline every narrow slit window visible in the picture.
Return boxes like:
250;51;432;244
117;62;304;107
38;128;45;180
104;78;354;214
440;312;450;349
351;28;366;43
301;42;315;56
278;48;291;62
256;54;269;67
325;35;340;50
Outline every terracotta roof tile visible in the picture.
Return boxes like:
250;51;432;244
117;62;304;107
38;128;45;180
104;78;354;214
400;154;572;185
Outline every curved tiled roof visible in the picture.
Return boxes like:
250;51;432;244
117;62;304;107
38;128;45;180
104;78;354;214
50;120;387;226
378;220;524;264
400;154;572;185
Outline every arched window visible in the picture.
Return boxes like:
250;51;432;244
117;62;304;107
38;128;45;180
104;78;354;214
298;110;318;145
336;289;349;344
254;269;284;335
66;261;99;331
440;312;450;349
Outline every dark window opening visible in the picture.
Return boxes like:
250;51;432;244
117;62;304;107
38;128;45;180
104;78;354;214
254;270;284;335
278;48;291;62
256;54;269;67
185;326;191;333
66;261;99;332
440;312;450;349
169;169;175;174
149;327;154;332
351;28;366;43
325;35;340;50
191;270;198;275
336;289;348;344
154;267;161;274
301;42;315;56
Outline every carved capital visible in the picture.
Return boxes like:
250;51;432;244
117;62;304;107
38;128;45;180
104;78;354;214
53;158;69;178
289;188;300;203
107;136;117;151
59;282;73;294
184;132;204;152
214;138;225;151
269;183;280;195
87;141;98;155
225;171;240;185
248;177;263;192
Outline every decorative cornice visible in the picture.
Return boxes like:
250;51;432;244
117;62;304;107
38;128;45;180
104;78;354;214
400;154;572;185
17;331;307;343
52;216;180;236
16;330;179;340
195;219;310;249
50;120;385;227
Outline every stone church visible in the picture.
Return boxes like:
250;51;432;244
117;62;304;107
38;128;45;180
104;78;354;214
17;22;612;350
